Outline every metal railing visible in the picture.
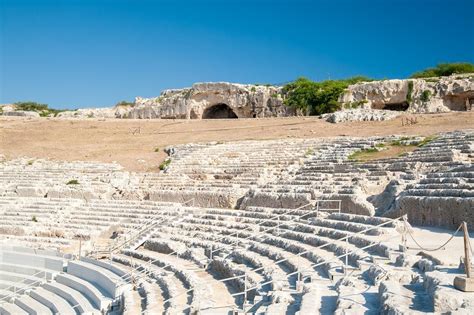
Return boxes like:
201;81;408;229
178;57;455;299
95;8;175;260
132;215;405;314
116;201;318;284
0;270;49;305
89;199;195;257
114;202;403;313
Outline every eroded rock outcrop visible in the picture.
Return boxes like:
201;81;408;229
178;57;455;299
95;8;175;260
322;108;401;123
127;82;295;119
339;74;474;113
57;106;130;119
2;110;40;118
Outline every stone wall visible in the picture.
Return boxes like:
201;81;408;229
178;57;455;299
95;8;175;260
339;74;474;113
127;82;295;119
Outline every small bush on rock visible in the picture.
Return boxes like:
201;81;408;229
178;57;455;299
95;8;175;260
410;62;474;78
66;179;79;185
116;100;135;107
421;90;431;102
14;101;64;117
304;148;315;157
417;135;437;147
406;81;414;103
159;159;171;170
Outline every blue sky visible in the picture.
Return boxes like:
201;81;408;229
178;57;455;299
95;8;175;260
1;0;473;109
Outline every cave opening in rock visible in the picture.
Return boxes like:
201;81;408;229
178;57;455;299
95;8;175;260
444;92;474;111
202;104;238;119
382;102;409;111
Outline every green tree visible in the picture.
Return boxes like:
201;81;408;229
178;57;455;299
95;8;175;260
14;101;49;112
410;63;474;78
282;76;371;115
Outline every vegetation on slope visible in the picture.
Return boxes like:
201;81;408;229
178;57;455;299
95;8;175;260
410;63;474;78
116;100;135;107
159;159;171;171
14;101;64;117
282;76;371;115
348;136;437;162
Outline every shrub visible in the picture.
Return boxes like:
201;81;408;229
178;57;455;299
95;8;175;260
250;87;256;92
421;90;431;102
14;101;48;112
304;148;314;157
31;216;38;222
159;159;171;171
66;179;79;185
116;100;135;107
406;81;414;103
410;63;474;78
14;101;64;117
417;135;437;147
344;100;367;109
282;76;371;115
391;137;415;146
154;147;160;152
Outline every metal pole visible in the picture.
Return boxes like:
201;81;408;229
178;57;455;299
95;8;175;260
298;253;301;284
277;215;280;235
345;237;349;275
243;271;247;313
78;239;82;258
462;222;472;278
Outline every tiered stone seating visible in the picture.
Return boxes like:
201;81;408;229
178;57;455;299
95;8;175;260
0;197;188;251
0;158;127;199
0;246;130;314
390;164;474;228
0;130;473;314
130;139;322;208
101;205;400;314
242;131;474;219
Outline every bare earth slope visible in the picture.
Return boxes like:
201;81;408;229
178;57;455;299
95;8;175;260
1;112;473;172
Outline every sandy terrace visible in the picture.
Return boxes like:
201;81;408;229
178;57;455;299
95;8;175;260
0;112;473;172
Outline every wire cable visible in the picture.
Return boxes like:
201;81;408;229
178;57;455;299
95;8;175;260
405;222;462;252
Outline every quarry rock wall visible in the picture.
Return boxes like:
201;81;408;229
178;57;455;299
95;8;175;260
2;75;473;120
128;82;296;119
339;74;474;113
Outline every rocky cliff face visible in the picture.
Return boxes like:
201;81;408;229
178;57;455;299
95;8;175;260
127;82;295;119
57;106;129;119
339;74;474;113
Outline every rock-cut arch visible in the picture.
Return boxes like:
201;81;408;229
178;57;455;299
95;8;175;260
202;103;238;119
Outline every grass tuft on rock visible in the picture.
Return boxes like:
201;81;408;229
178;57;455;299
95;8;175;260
348;148;379;161
159;159;171;171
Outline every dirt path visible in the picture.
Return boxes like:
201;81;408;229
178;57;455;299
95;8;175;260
0;112;472;172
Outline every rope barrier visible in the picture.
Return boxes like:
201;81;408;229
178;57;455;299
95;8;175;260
404;220;462;252
467;230;474;256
